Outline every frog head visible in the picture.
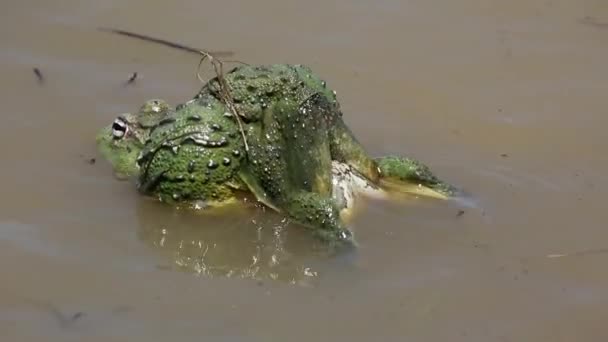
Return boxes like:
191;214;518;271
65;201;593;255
96;99;170;179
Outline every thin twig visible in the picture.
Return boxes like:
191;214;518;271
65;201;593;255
99;27;251;151
97;27;235;57
196;54;249;151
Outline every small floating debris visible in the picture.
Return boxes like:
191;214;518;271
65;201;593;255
79;154;97;165
125;72;138;85
70;312;85;322
33;67;44;85
547;248;608;258
579;16;608;29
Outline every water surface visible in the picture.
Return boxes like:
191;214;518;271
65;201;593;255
1;0;608;341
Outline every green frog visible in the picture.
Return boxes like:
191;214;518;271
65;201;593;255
96;64;457;246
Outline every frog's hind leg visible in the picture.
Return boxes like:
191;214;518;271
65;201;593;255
278;94;335;197
325;106;456;199
326;110;381;184
374;156;458;199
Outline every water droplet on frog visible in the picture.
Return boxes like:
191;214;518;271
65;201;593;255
188;114;201;121
175;175;185;181
321;81;326;88
172;193;180;200
172;146;180;154
232;150;241;157
211;123;222;131
222;157;231;165
208;159;218;169
188;160;196;173
223;112;233;117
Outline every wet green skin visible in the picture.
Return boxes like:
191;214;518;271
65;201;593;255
97;64;457;246
136;97;248;205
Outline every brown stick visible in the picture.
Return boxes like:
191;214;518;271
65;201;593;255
97;27;235;58
99;27;250;151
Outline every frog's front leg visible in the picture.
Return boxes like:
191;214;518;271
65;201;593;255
374;156;458;199
283;190;355;246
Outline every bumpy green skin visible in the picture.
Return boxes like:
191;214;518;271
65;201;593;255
207;65;381;184
135;98;247;204
96;64;457;246
375;156;458;196
209;64;383;243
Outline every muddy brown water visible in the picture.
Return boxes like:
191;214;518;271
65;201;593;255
1;0;608;341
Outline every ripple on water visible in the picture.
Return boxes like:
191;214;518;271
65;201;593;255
134;199;357;287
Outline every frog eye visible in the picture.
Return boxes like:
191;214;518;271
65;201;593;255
112;118;128;139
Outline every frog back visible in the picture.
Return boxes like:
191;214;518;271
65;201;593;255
135;99;247;205
204;64;340;122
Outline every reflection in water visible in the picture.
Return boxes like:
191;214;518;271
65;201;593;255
135;198;352;286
